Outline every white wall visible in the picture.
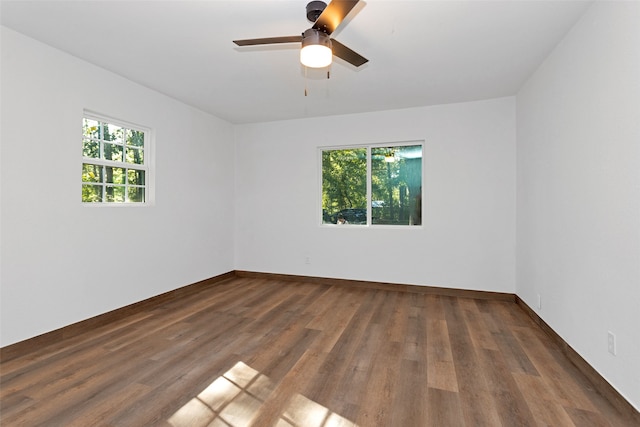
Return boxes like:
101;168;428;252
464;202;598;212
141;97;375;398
0;27;235;347
516;1;640;410
234;97;516;293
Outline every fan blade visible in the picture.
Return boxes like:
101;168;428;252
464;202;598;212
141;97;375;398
233;35;302;46
313;0;360;35
331;39;368;67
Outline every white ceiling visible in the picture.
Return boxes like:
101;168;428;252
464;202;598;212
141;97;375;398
1;0;592;124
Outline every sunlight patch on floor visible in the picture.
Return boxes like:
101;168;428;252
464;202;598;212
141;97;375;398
279;393;356;427
168;361;357;427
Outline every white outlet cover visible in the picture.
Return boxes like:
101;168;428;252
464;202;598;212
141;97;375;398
607;331;616;356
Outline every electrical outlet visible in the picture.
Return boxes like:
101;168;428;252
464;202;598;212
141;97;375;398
607;331;616;356
537;294;542;310
305;256;311;265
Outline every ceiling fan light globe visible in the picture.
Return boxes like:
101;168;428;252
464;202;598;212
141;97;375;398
300;44;332;68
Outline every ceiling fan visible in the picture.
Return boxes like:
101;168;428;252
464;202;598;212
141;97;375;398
233;0;368;69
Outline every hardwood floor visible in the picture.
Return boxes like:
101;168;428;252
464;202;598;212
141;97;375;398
0;277;636;426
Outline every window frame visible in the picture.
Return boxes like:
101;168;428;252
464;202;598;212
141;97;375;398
319;140;424;227
81;111;154;206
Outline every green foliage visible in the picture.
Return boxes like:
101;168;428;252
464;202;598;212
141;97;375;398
322;148;367;216
82;184;102;202
127;129;144;147
371;146;422;225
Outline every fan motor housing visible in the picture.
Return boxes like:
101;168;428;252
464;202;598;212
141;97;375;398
306;1;327;22
302;28;332;49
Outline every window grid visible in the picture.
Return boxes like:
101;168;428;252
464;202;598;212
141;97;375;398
82;114;149;204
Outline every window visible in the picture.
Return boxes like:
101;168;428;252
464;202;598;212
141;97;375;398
81;113;150;204
321;142;423;226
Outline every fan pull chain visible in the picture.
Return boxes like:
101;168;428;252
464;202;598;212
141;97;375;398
304;66;308;96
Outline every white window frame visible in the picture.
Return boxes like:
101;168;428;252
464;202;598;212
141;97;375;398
319;140;424;227
81;111;154;206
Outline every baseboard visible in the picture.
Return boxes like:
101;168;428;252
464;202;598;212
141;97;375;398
0;271;235;363
516;296;640;423
235;270;516;302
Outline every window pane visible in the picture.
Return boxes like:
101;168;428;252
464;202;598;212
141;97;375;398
82;184;102;202
82;163;103;183
110;125;124;143
126;129;145;147
101;122;119;142
105;167;125;184
127;187;145;203
371;145;422;225
83;118;100;139
104;143;123;162
125;147;144;165
322;148;367;224
82;139;100;158
105;186;125;202
127;169;145;185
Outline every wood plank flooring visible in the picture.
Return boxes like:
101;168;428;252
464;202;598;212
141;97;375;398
0;277;636;426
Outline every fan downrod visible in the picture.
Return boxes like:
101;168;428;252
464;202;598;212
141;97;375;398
306;1;327;22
